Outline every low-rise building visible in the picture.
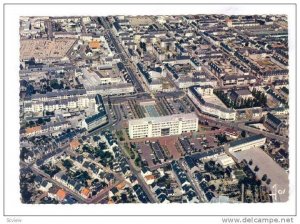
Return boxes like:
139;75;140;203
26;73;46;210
264;112;283;133
228;134;266;153
216;154;235;168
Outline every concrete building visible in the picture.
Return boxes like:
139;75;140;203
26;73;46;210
85;83;135;96
188;85;236;120
216;154;235;168
228;134;266;153
128;113;198;139
82;94;108;132
137;62;162;92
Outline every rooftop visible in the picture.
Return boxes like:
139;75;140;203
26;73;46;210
229;134;266;148
128;112;198;126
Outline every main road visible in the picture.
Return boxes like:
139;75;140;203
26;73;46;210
99;16;145;93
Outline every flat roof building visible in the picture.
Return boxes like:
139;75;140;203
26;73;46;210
128;113;198;139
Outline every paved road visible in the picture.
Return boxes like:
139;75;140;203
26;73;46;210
99;17;145;93
237;123;288;143
185;94;288;143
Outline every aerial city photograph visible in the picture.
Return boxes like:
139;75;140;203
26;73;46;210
19;14;289;204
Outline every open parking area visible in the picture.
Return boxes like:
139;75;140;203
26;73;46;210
231;147;289;202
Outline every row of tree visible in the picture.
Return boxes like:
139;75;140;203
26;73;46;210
214;89;267;109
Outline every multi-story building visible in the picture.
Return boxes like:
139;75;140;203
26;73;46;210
128;113;198;139
85;83;135;96
82;94;108;132
264;113;283;133
24;96;91;113
221;75;256;87
188;85;236;120
137;62;162;92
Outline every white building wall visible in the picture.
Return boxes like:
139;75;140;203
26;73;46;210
128;114;198;139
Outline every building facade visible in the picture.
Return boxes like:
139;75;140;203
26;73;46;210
128;113;198;139
228;134;266;153
188;85;236;120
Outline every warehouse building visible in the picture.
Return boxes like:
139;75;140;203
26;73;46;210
228;134;266;153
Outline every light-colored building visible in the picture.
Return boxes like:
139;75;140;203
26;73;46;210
128;113;198;139
85;83;135;96
188;85;236;120
82;94;108;132
216;154;235;168
24;96;91;113
228;134;266;153
137;62;162;92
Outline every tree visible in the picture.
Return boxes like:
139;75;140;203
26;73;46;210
266;179;271;185
209;184;216;191
241;131;246;138
46;111;54;116
139;41;147;52
62;159;73;170
262;174;268;181
28;120;35;127
248;159;253;166
134;156;141;167
254;166;259;172
93;136;100;142
50;79;62;89
20;147;30;161
37;118;44;125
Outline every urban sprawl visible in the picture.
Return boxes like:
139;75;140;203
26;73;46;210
19;15;289;204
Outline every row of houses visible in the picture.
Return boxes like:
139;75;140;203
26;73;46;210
22;121;71;137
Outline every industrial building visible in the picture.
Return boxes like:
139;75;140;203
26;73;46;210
228;134;266;153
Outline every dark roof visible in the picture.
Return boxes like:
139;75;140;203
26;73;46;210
191;147;224;160
41;180;49;187
266;113;282;126
185;156;197;170
229;134;265;148
34;176;43;184
85;112;107;124
205;191;215;201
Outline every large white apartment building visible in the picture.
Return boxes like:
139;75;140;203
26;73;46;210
188;85;236;121
128;113;198;139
